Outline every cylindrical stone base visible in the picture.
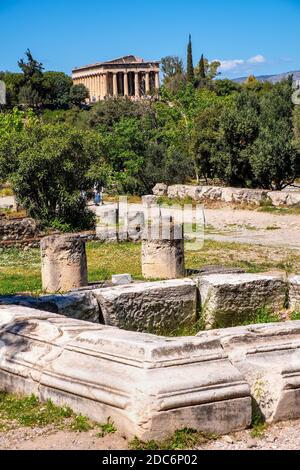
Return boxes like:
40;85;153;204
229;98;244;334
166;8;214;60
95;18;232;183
41;234;88;293
142;223;185;279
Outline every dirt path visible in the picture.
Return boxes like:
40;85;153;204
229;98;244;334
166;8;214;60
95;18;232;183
204;208;300;249
1;418;300;450
97;203;300;249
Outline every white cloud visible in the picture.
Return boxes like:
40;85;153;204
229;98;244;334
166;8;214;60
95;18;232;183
216;54;267;75
247;55;266;64
217;59;245;72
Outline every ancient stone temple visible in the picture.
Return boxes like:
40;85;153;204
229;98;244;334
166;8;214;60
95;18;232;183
72;55;160;102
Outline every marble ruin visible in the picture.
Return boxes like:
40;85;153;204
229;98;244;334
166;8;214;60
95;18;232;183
72;55;160;102
1;228;300;440
141;219;185;280
41;234;88;293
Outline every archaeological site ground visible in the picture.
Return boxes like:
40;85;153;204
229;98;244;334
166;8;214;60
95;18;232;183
2;0;300;455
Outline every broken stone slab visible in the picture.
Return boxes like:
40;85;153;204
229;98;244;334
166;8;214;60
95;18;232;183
267;191;288;207
111;274;133;286
197;321;300;423
0;291;100;324
289;276;300;311
93;279;198;333
286;192;300;206
152;183;168;197
267;190;300;207
197;273;287;329
0;305;251;440
187;265;246;276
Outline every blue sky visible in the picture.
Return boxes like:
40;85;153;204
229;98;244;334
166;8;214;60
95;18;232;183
1;0;300;78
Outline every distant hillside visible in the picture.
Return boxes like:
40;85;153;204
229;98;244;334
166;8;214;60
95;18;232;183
232;70;300;84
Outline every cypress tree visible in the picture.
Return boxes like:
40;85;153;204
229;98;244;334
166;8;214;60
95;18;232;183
199;54;206;79
187;34;194;83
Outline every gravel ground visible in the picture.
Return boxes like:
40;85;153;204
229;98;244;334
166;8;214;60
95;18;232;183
1;419;300;450
205;208;300;249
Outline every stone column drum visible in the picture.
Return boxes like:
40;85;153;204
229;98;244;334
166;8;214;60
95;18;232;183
41;235;88;293
142;220;185;280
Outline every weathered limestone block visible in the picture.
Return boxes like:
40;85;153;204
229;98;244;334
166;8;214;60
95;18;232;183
289;276;300;311
198;186;223;201
93;279;198;332
152;183;168;197
167;185;190;200
267;191;288;207
198;273;287;329
231;188;268;205
0;305;252;440
0;292;100;323
198;322;300;423
220;188;235;203
142;220;185;280
111;274;132;286
41;235;88;293
286;192;300;206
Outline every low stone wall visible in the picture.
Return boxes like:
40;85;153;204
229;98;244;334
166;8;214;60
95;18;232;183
0;217;43;248
0;273;292;332
153;184;300;207
2;305;300;439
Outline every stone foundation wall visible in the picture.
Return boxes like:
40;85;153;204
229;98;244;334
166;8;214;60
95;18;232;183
2;305;300;439
153;184;300;207
0;273;293;333
0;217;44;248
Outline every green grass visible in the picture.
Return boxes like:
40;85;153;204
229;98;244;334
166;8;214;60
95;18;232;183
210;307;281;330
250;412;268;439
243;307;281;325
0;393;73;431
0;392;117;436
70;414;93;432
0;187;13;197
291;311;300;321
96;417;117;438
259;205;300;216
129;428;218;451
1;239;299;296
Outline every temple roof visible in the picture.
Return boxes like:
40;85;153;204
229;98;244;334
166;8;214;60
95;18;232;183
73;55;160;72
102;55;144;64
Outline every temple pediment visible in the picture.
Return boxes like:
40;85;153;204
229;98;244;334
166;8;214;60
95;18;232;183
101;55;144;65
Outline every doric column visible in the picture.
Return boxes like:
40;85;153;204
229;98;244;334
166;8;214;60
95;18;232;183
87;76;90;100
96;74;100;100
145;72;150;95
113;73;118;96
124;72;129;97
92;76;95;99
134;72;140;98
155;72;160;90
103;73;108;97
99;74;102;99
